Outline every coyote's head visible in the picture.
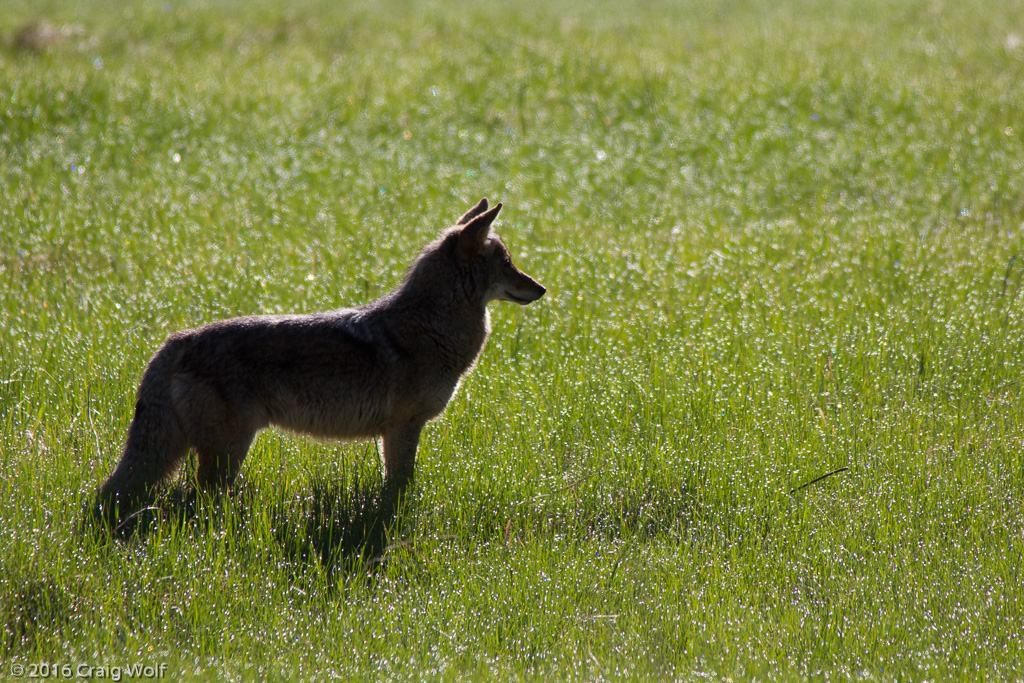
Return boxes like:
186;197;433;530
452;198;546;306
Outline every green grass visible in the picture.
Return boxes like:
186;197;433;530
2;0;1024;679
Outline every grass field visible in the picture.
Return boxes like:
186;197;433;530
2;0;1023;679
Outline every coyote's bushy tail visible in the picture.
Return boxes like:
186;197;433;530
96;343;188;522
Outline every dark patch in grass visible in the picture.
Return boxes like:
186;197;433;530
80;467;782;578
468;482;702;545
79;472;400;578
458;479;808;554
1;576;78;654
8;19;85;54
268;474;397;578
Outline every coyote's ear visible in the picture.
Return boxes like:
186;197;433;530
456;197;489;226
457;203;502;260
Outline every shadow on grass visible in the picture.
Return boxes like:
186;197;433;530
269;475;396;576
80;472;768;582
467;483;703;546
459;478;797;553
80;474;400;577
1;574;79;656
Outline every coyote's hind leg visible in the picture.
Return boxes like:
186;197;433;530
194;427;257;492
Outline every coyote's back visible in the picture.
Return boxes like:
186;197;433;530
96;198;545;530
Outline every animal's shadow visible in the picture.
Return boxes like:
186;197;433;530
82;474;400;576
270;475;398;575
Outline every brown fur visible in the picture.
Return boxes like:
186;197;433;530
96;198;545;524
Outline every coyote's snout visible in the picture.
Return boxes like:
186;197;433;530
96;198;544;530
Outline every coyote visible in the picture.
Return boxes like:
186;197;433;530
96;198;545;527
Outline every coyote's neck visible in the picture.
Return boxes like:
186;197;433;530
375;274;490;372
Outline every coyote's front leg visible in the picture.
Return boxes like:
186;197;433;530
374;420;425;543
